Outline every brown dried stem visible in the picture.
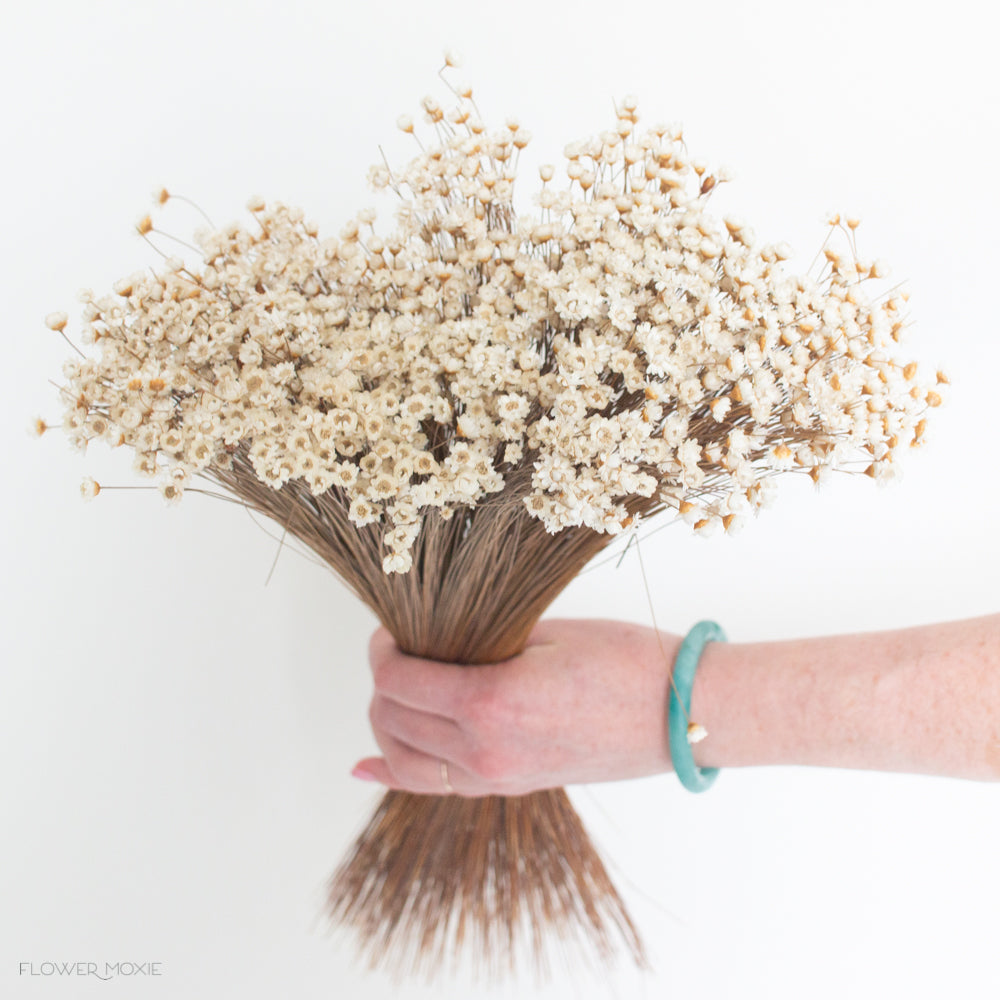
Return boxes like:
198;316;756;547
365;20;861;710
209;452;649;979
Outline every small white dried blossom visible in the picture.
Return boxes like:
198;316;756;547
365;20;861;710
53;87;939;573
687;723;708;744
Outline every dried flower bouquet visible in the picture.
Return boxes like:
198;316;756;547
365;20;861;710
46;65;941;978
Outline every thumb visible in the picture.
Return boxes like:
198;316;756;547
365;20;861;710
350;757;394;787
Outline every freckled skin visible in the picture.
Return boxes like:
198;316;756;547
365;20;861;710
985;739;1000;777
486;620;677;787
357;614;1000;795
360;620;681;796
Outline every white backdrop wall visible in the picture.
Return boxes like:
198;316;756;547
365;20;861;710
3;1;998;997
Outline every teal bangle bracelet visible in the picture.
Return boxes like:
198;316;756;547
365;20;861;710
669;620;727;793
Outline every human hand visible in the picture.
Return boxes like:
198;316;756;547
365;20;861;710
351;618;681;797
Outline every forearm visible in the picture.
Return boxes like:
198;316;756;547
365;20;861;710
690;615;1000;780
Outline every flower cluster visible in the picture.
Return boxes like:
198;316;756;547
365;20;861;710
53;80;942;572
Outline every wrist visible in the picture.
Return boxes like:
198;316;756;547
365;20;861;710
685;629;913;773
686;636;741;770
686;635;839;771
680;616;1000;781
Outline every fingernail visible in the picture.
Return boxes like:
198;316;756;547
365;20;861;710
351;765;377;782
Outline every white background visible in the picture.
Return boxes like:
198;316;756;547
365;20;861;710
3;1;999;997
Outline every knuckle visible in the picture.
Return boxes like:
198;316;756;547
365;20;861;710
368;695;389;735
461;673;509;735
371;657;403;697
370;660;389;693
382;743;411;781
368;629;396;685
367;629;384;667
468;745;513;786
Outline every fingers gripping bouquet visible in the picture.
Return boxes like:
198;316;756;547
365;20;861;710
48;65;941;978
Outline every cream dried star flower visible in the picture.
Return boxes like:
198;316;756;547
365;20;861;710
50;83;939;571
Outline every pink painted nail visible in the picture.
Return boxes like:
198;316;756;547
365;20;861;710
351;765;378;782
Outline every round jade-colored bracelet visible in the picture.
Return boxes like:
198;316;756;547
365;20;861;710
668;620;727;792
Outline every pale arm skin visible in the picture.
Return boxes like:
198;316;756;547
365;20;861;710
352;614;1000;796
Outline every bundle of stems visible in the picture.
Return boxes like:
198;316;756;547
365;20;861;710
213;455;650;975
45;66;941;978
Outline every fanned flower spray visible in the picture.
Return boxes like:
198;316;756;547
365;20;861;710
42;59;942;979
